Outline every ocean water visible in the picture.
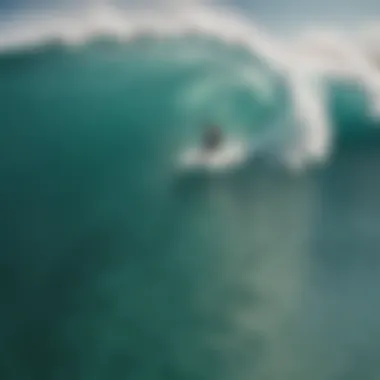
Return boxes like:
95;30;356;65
1;4;380;380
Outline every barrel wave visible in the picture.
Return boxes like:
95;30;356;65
2;5;380;380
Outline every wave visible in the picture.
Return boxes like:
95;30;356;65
1;3;380;169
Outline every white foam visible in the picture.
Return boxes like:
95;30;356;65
1;3;380;168
179;139;248;172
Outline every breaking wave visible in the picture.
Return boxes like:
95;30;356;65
1;3;380;169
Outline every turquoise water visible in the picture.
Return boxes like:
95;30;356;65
1;37;380;380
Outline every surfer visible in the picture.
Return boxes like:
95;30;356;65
180;124;245;170
202;125;223;151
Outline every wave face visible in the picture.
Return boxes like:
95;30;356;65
2;5;380;380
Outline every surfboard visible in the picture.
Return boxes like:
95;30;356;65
178;140;247;172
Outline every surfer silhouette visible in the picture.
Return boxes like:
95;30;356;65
202;125;223;151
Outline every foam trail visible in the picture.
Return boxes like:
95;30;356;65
2;3;380;167
285;71;330;167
